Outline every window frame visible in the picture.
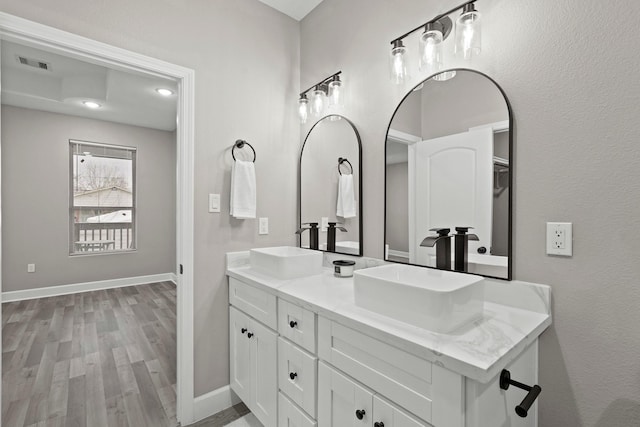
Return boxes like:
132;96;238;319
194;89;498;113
69;139;137;256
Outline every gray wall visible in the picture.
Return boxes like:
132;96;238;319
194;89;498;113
301;0;640;426
1;106;176;291
0;0;300;397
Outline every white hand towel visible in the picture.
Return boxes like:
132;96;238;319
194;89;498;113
336;174;356;218
230;160;256;219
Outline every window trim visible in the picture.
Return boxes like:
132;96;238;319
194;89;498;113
69;139;137;256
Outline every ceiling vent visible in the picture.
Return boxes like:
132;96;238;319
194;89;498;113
16;55;51;71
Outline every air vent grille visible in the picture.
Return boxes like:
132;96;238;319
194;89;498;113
16;55;51;71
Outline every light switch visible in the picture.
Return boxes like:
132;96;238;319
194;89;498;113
208;193;220;213
27;263;36;273
259;217;269;235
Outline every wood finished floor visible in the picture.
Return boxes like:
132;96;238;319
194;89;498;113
1;281;177;427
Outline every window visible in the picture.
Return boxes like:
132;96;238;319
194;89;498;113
70;140;136;254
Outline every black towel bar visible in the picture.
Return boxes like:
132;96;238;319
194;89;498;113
232;139;256;162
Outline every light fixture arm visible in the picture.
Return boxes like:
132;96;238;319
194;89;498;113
390;0;477;45
300;71;342;98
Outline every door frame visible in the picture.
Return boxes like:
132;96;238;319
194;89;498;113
0;12;196;424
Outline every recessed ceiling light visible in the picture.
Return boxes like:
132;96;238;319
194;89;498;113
155;88;174;96
83;101;101;109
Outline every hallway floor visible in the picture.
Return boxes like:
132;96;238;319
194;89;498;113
1;281;177;427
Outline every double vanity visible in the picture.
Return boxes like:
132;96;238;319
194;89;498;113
226;246;551;427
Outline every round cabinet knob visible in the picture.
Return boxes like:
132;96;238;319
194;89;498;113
477;246;487;254
355;409;366;420
247;332;253;338
289;320;298;328
241;328;247;334
374;423;385;427
289;372;298;380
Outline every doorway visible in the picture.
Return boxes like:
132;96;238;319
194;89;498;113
0;12;195;425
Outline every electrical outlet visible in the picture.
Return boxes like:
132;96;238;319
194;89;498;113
321;217;329;232
546;222;572;256
259;217;269;235
27;263;36;273
208;193;220;213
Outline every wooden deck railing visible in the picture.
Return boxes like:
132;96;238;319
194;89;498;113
74;222;134;252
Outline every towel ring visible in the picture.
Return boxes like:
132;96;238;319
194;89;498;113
232;139;256;162
338;157;353;175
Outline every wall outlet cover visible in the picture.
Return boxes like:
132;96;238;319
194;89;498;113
321;217;329;232
27;263;36;273
546;222;572;256
259;217;269;235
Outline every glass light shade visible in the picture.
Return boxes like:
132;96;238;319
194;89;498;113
311;87;326;117
298;96;309;123
390;41;409;85
455;7;481;60
419;28;443;72
328;78;343;108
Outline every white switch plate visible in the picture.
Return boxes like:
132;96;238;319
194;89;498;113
259;217;269;235
27;263;36;273
546;222;572;256
208;193;220;213
321;217;329;232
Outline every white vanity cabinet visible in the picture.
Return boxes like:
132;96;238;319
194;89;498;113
229;280;278;427
227;259;547;427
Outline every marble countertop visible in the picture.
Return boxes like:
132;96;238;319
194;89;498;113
226;251;551;384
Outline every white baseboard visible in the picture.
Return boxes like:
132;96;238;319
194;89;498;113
2;273;176;303
193;385;241;423
388;249;410;259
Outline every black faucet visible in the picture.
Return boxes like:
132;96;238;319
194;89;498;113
420;228;452;270
296;222;320;250
327;222;347;252
454;226;479;273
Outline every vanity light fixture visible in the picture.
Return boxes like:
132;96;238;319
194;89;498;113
297;71;342;123
389;0;481;85
83;101;101;109
155;88;174;96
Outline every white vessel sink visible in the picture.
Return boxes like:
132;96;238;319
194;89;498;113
249;246;323;280
353;264;484;333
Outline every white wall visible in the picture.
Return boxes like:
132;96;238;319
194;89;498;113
0;0;300;397
1;106;176;291
301;0;640;425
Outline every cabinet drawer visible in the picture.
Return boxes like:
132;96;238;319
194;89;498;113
278;298;316;353
318;317;437;422
229;277;277;329
279;392;317;427
278;337;317;418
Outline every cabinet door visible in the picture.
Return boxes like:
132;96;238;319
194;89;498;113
318;362;373;427
229;307;251;403
373;395;432;427
251;317;278;427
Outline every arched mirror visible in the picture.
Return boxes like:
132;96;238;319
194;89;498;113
300;115;362;256
385;69;512;279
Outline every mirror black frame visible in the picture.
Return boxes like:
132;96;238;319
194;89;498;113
299;114;363;257
384;69;514;280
